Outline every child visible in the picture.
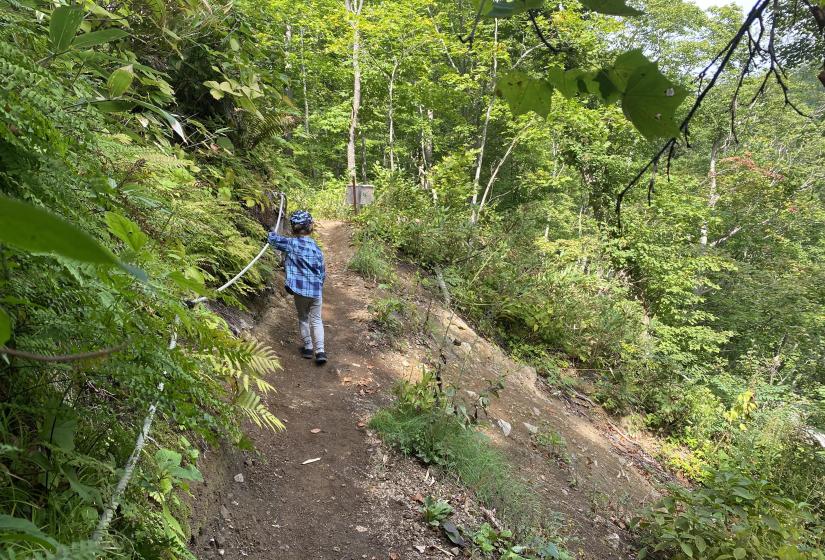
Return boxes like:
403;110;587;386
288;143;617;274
267;210;327;365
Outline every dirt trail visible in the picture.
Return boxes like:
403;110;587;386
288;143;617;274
190;221;401;559
189;220;660;560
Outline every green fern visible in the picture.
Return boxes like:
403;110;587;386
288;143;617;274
235;389;285;432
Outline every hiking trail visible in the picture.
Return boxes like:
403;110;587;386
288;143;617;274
188;220;662;560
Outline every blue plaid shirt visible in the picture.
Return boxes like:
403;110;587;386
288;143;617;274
267;233;326;298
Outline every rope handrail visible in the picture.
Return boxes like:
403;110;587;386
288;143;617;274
91;191;286;544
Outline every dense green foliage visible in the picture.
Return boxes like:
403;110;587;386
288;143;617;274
0;0;295;556
3;0;825;557
266;0;825;553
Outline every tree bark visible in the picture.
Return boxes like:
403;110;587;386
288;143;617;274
345;0;364;181
470;19;497;224
700;138;721;249
387;58;399;172
476;127;522;218
299;26;310;135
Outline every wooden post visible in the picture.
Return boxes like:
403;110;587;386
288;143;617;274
351;176;358;215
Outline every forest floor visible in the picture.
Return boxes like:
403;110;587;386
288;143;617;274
188;221;667;560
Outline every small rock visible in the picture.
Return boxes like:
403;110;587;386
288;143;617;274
218;549;225;557
414;544;426;553
355;525;368;533
465;390;478;399
215;534;225;547
451;547;460;556
220;505;231;520
523;422;538;434
532;407;541;416
233;473;244;483
497;419;512;436
606;533;621;550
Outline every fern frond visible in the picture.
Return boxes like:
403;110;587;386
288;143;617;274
234;389;284;432
243;109;297;150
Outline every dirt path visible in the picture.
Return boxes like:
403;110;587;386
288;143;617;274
190;221;402;559
189;220;661;560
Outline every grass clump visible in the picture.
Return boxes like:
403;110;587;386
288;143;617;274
369;372;558;540
348;239;396;284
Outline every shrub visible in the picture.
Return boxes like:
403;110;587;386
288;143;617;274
348;240;396;284
634;468;824;560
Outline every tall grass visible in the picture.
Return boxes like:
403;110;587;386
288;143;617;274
370;406;551;536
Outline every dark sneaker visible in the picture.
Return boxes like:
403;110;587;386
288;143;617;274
301;347;314;359
315;352;328;365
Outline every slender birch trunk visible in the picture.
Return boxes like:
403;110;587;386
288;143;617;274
299;26;310;135
387;58;399;172
471;19;498;223
345;0;364;181
700;139;721;249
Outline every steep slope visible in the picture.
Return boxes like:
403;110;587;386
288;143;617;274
189;221;661;559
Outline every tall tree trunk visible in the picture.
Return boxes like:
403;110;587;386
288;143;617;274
361;132;367;182
299;26;310;135
476;127;523;218
345;0;364;181
700;138;721;249
471;19;498;224
284;24;293;100
387;58;399;172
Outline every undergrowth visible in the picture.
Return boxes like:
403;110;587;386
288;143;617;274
348;237;396;285
370;372;569;557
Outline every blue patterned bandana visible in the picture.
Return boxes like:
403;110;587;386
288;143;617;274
290;210;313;226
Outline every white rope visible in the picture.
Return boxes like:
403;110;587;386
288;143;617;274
92;319;178;543
91;193;285;542
190;192;285;304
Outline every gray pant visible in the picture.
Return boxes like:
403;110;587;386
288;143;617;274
294;295;324;352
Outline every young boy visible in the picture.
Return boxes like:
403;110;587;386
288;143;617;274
267;210;327;365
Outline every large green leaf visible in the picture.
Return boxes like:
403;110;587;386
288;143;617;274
40;410;76;452
90;99;136;113
547;67;599;99
0;196;124;269
107;65;134;98
621;62;687;140
0;307;10;346
49;6;84;52
0;515;58;552
133;100;187;142
105;212;148;252
495;70;553;118
579;0;642;16
72;28;129;49
605;49;648;92
475;0;544;17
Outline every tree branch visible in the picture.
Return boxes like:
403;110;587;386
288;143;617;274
1;344;127;363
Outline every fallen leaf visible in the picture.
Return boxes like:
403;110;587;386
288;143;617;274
310;428;321;434
356;422;366;428
389;553;400;560
412;493;425;503
302;457;321;465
